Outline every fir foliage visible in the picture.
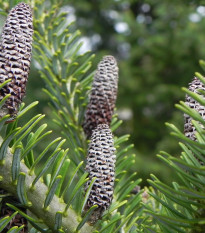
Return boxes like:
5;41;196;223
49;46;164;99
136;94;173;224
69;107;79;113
146;70;205;233
0;1;204;233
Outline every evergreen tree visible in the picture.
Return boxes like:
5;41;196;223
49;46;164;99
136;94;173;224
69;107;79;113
0;1;204;232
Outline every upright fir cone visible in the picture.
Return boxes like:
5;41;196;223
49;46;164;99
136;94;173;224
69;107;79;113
0;3;33;118
184;77;205;141
84;124;116;224
83;55;119;138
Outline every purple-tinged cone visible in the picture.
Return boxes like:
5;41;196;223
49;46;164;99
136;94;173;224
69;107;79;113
0;3;33;117
83;55;119;138
84;124;116;224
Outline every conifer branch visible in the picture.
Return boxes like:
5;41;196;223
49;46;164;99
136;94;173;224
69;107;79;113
0;136;94;233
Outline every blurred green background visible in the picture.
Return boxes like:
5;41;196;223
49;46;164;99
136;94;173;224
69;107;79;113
8;0;205;185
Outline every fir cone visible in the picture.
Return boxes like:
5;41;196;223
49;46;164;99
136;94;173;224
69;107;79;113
184;77;205;141
84;124;116;224
83;55;119;138
0;3;33;117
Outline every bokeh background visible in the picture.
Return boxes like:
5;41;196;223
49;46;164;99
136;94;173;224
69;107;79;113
6;0;205;186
